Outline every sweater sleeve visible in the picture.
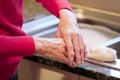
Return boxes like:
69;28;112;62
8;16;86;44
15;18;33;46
0;35;35;57
36;0;72;17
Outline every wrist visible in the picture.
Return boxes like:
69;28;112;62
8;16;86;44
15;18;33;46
33;38;65;55
33;38;43;54
59;9;76;18
59;9;78;28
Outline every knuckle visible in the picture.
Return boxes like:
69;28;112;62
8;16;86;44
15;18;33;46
79;37;83;42
75;47;80;53
80;47;84;52
71;31;79;36
67;45;73;49
71;32;75;35
63;31;67;34
76;55;80;59
76;33;80;37
79;34;83;39
70;53;74;58
63;30;70;35
85;50;88;54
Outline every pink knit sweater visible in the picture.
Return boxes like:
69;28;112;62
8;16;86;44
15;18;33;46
0;0;72;80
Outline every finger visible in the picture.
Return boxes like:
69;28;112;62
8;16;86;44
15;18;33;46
47;50;69;64
71;33;81;65
78;35;85;64
56;31;62;38
63;33;75;67
58;54;69;64
80;38;87;59
84;44;87;58
55;51;71;66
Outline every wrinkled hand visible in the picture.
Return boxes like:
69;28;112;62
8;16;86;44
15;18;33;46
34;38;69;64
56;9;87;67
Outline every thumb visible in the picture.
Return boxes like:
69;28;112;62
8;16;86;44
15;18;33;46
56;31;62;38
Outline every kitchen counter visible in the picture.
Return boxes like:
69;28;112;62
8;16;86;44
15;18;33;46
23;54;120;80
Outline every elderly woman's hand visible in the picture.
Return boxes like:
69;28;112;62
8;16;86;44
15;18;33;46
34;38;69;64
56;9;87;67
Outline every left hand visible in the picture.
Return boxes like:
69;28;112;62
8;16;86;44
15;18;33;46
56;9;87;67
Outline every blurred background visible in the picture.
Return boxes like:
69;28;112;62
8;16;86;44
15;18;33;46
23;0;120;21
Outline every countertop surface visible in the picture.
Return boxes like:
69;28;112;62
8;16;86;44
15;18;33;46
24;55;120;80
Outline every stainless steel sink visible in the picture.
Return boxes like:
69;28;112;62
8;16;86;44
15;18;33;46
98;36;120;59
32;18;119;48
108;40;120;59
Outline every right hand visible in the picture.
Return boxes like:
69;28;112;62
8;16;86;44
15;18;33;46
56;9;87;67
33;38;69;64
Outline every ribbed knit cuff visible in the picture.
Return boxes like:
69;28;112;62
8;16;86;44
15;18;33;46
9;36;35;56
0;36;35;57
